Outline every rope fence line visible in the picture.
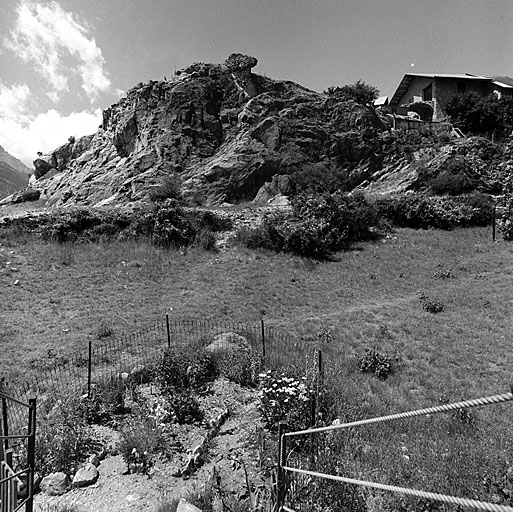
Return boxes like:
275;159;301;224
282;466;513;512
285;390;513;437
278;388;513;512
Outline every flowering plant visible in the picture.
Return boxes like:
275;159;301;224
258;370;314;431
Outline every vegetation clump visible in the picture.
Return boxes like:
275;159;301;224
356;347;393;380
419;292;445;314
375;192;493;230
236;191;382;258
0;201;232;250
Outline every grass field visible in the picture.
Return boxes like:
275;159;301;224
1;224;512;402
2;221;513;506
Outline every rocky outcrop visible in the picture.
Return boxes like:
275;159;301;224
19;56;387;207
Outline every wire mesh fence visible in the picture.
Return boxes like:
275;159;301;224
2;316;312;436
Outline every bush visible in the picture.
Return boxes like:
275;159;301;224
427;158;477;195
1;202;228;252
375;192;493;230
236;191;381;258
118;417;166;474
213;349;262;387
156;346;217;394
168;390;203;424
419;293;445;314
148;174;182;203
356;348;393;380
78;377;130;425
258;370;315;432
33;399;94;475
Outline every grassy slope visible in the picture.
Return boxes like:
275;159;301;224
2;224;513;501
1;225;511;400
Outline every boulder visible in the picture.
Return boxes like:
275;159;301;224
40;472;70;496
72;463;99;488
205;332;251;353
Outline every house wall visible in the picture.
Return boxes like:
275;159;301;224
433;78;488;119
395;76;433;113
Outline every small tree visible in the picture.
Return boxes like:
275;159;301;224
324;80;380;106
446;93;513;136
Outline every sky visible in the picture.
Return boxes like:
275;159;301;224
1;0;512;167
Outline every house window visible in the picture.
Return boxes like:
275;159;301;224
457;81;467;94
423;84;432;101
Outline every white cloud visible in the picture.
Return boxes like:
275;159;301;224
0;82;31;121
0;105;102;168
4;0;112;102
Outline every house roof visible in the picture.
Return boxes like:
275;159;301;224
491;76;513;89
390;73;491;107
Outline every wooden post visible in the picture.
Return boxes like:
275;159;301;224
26;398;36;512
166;313;171;348
87;341;92;399
260;317;266;358
276;422;288;512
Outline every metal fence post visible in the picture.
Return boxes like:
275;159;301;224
87;340;92;399
166;313;171;348
277;421;288;512
1;393;8;454
26;398;36;512
261;317;266;358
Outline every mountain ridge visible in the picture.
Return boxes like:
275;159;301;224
0;146;30;199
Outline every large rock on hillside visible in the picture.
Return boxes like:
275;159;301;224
23;57;386;207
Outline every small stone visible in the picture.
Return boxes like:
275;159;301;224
126;494;141;503
177;498;202;512
13;279;19;286
72;463;99;487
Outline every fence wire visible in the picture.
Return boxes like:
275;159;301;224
281;389;513;512
4;317;309;434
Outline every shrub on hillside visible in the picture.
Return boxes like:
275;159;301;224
427;158;477;195
31;399;94;475
118;416;166;474
419;293;445;314
148;174;183;203
5;201;228;251
236;191;381;258
375;192;493;230
288;162;349;196
156;346;217;394
78;377;130;426
356;348;393;380
258;370;315;432
213;348;263;387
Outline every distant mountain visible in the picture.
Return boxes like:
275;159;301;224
0;145;31;175
0;160;29;199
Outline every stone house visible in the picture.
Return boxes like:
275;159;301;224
389;73;513;121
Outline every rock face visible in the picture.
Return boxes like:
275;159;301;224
23;56;386;207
